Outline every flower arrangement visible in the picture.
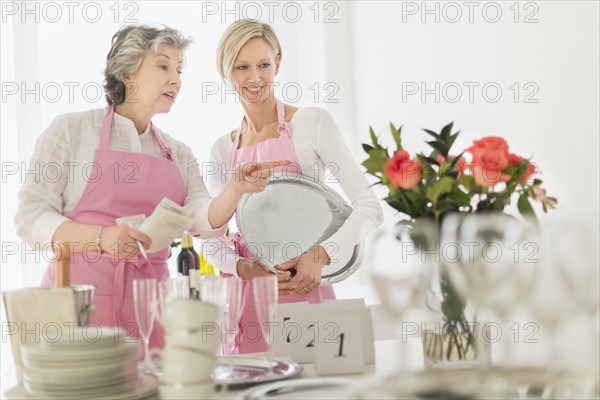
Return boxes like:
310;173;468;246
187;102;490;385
362;122;557;225
362;122;557;363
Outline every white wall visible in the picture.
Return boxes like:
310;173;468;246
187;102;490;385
349;1;599;222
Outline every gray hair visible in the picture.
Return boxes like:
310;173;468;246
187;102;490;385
103;25;193;105
217;19;282;84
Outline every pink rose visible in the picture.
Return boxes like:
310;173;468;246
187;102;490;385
384;150;422;189
508;153;537;184
467;136;510;187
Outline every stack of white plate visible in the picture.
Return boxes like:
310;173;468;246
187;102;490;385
20;327;157;399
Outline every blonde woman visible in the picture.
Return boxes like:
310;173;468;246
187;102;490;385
206;19;384;353
15;25;280;353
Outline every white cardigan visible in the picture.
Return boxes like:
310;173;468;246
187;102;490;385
15;106;226;249
205;107;384;276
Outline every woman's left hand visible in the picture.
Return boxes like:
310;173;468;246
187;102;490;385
276;245;330;295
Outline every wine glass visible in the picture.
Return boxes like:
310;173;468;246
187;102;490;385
198;275;226;305
133;278;157;373
441;213;541;397
527;217;599;398
252;275;278;374
212;276;246;381
368;220;436;372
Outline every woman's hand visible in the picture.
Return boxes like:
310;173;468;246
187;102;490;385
231;160;291;195
276;246;330;296
237;259;292;295
208;160;291;229
100;225;151;259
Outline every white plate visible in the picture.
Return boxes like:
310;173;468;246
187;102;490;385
237;377;354;399
22;341;138;368
40;327;129;350
23;364;139;388
5;373;158;400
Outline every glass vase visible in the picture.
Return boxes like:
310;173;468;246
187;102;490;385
422;268;491;369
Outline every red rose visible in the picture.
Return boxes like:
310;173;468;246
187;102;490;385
467;136;510;187
508;153;537;184
384;150;422;189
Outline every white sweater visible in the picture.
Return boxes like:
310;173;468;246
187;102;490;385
205;107;384;276
15;106;227;249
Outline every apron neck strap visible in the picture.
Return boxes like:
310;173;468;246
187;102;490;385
276;99;291;138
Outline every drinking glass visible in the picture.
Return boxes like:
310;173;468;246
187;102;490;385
528;217;599;398
213;276;246;381
133;278;157;373
252;275;278;374
368;220;436;372
198;275;226;306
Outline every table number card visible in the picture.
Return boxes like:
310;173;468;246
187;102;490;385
288;304;329;363
314;310;365;375
275;299;375;370
325;299;375;364
272;302;309;356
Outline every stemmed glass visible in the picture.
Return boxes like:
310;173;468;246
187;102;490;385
527;217;599;398
133;278;157;373
252;275;278;374
440;213;541;397
368;220;436;373
213;276;246;381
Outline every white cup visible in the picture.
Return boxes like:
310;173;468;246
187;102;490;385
156;298;220;334
167;326;222;354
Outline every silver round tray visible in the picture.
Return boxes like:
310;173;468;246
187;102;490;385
236;173;363;285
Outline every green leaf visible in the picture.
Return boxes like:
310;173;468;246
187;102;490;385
389;123;402;150
459;174;476;194
518;193;538;226
446;131;459;151
422;159;437;185
426;179;453;205
383;195;408;214
441;295;464;322
361;148;389;174
423;155;439;165
426;140;446;155
448;186;471;207
362;143;374;153
423;129;439;139
440;122;454;140
369;127;379;148
446;152;465;171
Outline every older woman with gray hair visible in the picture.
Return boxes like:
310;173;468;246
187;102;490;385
14;24;283;351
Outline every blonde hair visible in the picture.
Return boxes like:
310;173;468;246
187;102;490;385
216;19;282;83
103;25;192;105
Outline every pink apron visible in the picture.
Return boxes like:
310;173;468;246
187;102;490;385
228;99;336;353
41;106;187;353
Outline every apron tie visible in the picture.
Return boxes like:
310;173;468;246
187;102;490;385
277;122;292;138
112;255;158;326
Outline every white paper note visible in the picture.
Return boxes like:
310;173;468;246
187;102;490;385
118;198;194;253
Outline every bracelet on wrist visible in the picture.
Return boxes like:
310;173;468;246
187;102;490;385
95;226;104;253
